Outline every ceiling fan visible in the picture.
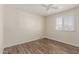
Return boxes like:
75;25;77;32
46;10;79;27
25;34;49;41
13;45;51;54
41;4;58;11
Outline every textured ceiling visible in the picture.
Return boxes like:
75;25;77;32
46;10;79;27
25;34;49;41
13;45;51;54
11;4;79;16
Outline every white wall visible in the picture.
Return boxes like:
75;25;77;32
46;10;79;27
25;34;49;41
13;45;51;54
46;7;79;47
4;5;45;48
0;5;3;53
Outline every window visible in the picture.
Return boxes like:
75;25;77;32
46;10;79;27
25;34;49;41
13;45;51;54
56;15;74;31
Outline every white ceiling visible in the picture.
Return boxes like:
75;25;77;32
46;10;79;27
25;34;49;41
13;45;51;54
13;4;79;16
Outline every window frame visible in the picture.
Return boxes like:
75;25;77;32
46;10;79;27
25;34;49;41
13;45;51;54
56;15;75;32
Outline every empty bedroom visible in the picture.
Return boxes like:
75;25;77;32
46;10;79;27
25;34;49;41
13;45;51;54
0;4;79;54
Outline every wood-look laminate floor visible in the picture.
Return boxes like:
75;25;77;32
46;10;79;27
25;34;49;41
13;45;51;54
3;38;79;54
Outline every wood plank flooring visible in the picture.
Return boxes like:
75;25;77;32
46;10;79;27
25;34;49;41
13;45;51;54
3;38;79;54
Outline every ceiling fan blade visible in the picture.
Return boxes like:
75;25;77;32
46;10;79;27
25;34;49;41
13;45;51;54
51;7;58;9
41;4;48;8
48;4;53;7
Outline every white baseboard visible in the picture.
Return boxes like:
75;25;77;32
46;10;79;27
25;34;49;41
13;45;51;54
46;37;79;47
